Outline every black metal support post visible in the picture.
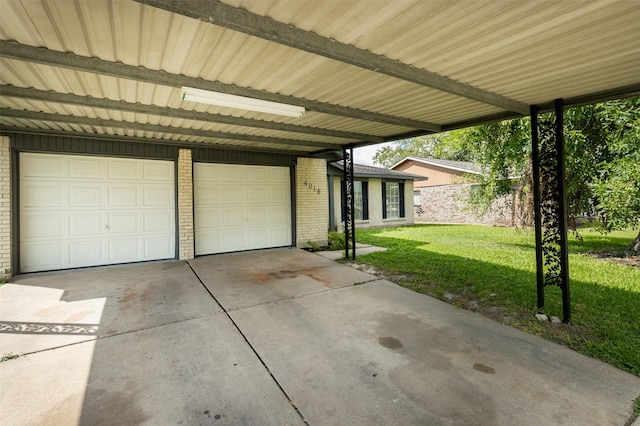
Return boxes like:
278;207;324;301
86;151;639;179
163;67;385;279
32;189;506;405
554;99;571;323
531;99;571;323
531;105;545;313
343;146;356;260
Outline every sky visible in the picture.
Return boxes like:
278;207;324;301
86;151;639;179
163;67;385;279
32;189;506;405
352;142;395;166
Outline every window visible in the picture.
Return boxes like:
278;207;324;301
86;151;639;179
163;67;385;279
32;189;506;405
341;180;368;221
413;189;421;206
382;182;405;219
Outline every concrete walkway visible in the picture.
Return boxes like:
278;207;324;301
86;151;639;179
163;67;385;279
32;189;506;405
1;248;638;425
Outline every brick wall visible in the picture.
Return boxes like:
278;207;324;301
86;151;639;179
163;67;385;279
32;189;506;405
177;148;194;260
415;184;512;226
296;157;328;247
0;137;11;278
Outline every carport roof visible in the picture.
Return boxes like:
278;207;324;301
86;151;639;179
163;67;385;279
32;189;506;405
1;0;639;156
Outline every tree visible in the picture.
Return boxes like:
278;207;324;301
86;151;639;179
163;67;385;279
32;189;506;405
591;97;640;251
372;132;470;168
376;97;640;251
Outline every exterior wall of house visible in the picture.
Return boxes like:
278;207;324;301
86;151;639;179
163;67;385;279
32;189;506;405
331;176;414;231
177;148;194;260
5;132;316;275
394;160;469;188
0;136;12;279
415;184;511;226
296;157;328;247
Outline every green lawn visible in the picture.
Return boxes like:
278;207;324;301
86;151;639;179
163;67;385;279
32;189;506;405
355;224;640;377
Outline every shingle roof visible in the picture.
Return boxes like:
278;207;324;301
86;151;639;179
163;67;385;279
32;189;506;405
392;157;480;174
330;161;424;180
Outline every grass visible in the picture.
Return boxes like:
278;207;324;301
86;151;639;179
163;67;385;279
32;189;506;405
355;224;640;377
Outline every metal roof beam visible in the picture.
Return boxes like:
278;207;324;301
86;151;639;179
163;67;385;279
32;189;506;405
0;126;310;156
0;84;383;143
0;41;440;132
135;0;529;115
0;108;337;149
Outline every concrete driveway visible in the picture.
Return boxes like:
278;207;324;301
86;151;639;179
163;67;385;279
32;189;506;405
1;248;638;425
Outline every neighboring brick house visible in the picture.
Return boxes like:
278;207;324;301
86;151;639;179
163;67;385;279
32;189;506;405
327;162;423;232
391;156;511;225
391;157;481;189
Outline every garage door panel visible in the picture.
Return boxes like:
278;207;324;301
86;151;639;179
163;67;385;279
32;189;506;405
222;165;246;181
194;163;291;256
269;167;289;182
248;229;269;247
143;211;173;232
222;230;246;251
195;209;220;229
247;208;269;226
270;227;293;246
108;159;140;180
143;161;173;182
69;213;104;236
269;187;289;203
108;238;140;261
248;188;268;204
21;153;66;178
21;183;66;208
108;212;139;234
69;241;104;266
269;207;291;225
69;184;103;207
20;242;66;273
109;185;139;207
144;236;173;258
223;209;245;227
143;186;173;207
247;166;268;182
20;153;175;272
194;187;220;205
194;164;220;182
195;230;222;254
21;213;66;239
69;157;103;179
221;187;244;204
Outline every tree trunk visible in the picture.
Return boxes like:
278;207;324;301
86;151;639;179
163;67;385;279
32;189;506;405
630;230;640;253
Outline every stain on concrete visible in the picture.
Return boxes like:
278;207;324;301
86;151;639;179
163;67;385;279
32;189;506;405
378;336;403;349
64;310;93;323
473;363;496;374
250;267;332;286
80;388;149;425
376;312;498;424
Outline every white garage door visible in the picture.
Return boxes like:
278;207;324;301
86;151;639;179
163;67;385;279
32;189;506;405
20;153;175;273
194;163;292;255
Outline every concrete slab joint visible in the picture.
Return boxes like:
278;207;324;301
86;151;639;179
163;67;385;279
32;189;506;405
177;148;194;260
0;136;11;279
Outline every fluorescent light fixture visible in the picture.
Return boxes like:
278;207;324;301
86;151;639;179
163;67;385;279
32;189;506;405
181;86;305;118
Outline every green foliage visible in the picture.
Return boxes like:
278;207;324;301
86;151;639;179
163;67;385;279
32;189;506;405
372;131;471;168
356;225;640;376
590;97;640;232
328;232;346;251
375;96;640;245
307;240;321;252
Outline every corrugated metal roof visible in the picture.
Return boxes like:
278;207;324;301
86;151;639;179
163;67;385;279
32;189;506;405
1;0;638;155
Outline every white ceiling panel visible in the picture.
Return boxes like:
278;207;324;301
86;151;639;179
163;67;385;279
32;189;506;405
0;0;638;154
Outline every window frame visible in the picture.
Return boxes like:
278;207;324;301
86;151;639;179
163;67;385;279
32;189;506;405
341;179;369;222
382;181;405;219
